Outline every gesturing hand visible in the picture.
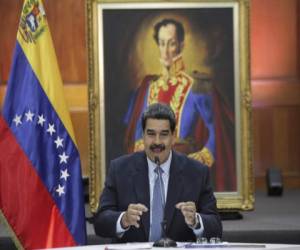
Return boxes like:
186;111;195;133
176;201;197;227
121;203;148;229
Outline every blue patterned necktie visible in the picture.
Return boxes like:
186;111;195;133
149;166;165;242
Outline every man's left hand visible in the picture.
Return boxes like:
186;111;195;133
176;201;197;227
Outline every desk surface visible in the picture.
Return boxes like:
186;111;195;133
43;242;300;250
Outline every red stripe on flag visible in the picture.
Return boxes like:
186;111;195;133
0;116;76;249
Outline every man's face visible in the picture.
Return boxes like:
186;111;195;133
157;23;183;68
143;118;175;164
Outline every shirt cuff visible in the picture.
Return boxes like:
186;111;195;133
191;213;204;237
116;211;130;237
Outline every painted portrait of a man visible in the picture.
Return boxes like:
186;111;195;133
103;9;236;191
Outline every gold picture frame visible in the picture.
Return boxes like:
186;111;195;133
87;0;253;213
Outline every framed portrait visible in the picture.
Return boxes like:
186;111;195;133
87;0;253;213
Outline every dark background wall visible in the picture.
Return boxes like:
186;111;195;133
0;0;299;190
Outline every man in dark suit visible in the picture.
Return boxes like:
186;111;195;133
93;103;222;243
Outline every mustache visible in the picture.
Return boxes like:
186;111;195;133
150;144;166;151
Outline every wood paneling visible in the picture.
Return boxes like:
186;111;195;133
43;0;87;82
0;0;87;83
0;0;22;82
251;0;299;78
253;106;300;176
251;0;300;189
71;111;89;177
252;80;300;107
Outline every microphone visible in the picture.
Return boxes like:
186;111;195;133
153;157;177;247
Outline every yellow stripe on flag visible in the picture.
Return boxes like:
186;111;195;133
17;0;77;145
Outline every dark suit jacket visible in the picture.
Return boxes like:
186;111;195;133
93;150;222;242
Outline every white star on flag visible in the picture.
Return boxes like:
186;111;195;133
60;169;70;181
59;152;69;164
54;136;64;148
46;123;56;136
37;114;46;126
25;110;34;122
56;184;65;196
13;114;22;126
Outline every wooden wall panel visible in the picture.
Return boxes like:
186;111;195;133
43;0;87;82
251;0;300;189
71;111;89;177
252;80;300;107
0;0;22;82
253;107;300;175
251;0;298;78
0;0;87;83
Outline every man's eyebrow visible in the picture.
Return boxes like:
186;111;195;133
146;129;155;132
145;129;170;133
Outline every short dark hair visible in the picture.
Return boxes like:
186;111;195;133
153;18;185;44
141;103;176;133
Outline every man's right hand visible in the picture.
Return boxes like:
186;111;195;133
121;203;148;229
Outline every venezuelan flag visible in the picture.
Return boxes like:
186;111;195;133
0;0;86;248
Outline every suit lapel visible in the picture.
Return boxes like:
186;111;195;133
132;152;150;239
164;151;184;231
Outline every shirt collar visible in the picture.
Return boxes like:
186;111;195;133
147;151;172;176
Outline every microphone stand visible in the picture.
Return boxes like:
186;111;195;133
153;157;177;248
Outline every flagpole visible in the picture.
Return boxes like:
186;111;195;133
0;210;23;250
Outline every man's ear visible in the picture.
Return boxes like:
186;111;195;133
179;42;184;53
171;132;176;146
